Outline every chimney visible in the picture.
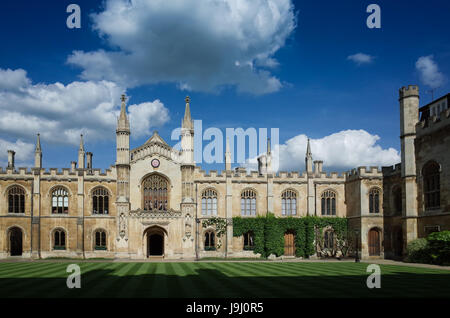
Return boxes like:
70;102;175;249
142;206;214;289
70;161;77;172
317;161;323;174
313;160;319;175
86;152;93;170
7;150;15;169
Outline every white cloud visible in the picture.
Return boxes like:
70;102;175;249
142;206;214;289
67;0;296;94
415;55;446;89
245;129;400;172
0;68;170;151
347;53;374;65
0;138;34;166
128;100;170;138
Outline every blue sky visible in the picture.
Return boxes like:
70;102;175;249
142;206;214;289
0;0;449;172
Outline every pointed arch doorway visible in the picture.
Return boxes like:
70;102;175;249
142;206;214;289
8;227;23;256
144;226;167;258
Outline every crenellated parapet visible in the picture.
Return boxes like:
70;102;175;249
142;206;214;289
346;166;383;181
416;108;450;137
381;163;402;177
399;85;419;99
0;167;34;180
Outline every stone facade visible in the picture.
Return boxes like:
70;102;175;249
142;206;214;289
1;88;449;260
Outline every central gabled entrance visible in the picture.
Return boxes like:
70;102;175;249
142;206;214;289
144;226;167;258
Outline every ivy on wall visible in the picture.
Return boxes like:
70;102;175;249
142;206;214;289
232;214;348;258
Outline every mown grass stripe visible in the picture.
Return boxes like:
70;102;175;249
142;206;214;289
213;262;291;298
0;262;53;277
19;263;106;298
116;263;152;298
0;263;66;297
129;263;158;298
82;262;139;298
176;262;217;298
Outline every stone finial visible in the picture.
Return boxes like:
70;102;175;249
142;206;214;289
121;94;126;103
35;133;41;152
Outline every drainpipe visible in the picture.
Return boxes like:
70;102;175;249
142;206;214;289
195;183;199;261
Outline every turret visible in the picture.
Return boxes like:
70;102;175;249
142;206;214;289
34;133;42;169
7;150;15;169
399;85;419;244
305;138;313;174
181;96;194;165
116;94;130;166
225;138;232;171
257;138;272;175
78;134;85;169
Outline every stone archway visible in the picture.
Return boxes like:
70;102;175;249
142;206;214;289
144;226;167;258
8;227;23;256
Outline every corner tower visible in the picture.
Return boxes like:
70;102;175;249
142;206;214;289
399;85;419;244
116;94;131;247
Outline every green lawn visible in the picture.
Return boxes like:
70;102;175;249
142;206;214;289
0;261;449;298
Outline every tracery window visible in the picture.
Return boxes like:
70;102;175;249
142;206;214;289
321;190;337;216
201;189;217;216
243;231;255;250
94;229;107;250
92;187;109;214
423;161;440;209
52;187;69;214
241;189;256;216
53;229;66;250
8;186;25;213
143;174;168;211
204;231;215;250
369;188;380;213
281;190;297;216
324;230;334;249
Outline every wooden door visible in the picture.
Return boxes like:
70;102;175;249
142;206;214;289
369;229;380;256
284;231;296;256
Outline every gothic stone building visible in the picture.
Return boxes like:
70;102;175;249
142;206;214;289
0;86;449;260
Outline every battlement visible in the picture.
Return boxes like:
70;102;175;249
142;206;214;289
399;85;419;99
0;167;33;176
416;108;450;136
346;166;383;180
381;163;402;176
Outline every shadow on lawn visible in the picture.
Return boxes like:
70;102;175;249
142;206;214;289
0;268;449;298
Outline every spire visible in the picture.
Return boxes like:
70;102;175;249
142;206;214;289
305;138;313;174
306;138;312;158
117;93;130;131
79;134;85;152
182;96;193;130
267;137;271;154
34;133;42;169
120;94;127;119
35;133;41;152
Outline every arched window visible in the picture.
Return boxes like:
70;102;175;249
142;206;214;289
369;188;380;213
423;161;440;209
321;190;336;216
243;231;255;250
92;187;109;214
94;229;107;250
8;186;25;213
53;229;66;250
241;189;256;216
393;186;402;215
204;231;215;251
142;174;168;211
281;189;297;216
52;187;69;214
324;230;334;249
201;189;217;216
